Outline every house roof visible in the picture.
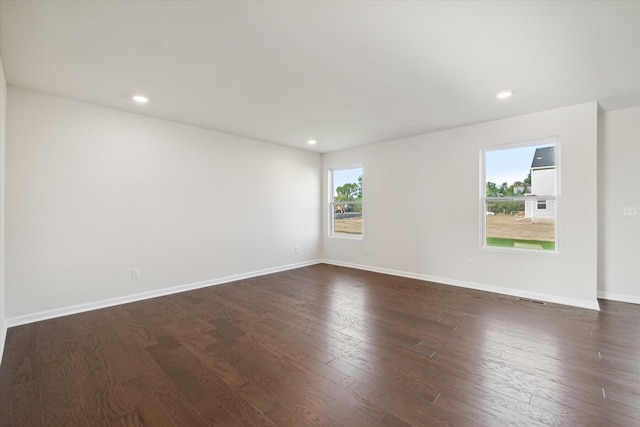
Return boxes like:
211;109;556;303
531;147;555;169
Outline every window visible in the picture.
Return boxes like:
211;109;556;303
483;139;558;251
330;165;363;237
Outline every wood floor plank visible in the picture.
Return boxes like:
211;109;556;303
155;343;275;427
120;377;177;427
0;380;41;427
152;382;211;427
2;264;640;426
530;393;639;426
107;412;145;427
39;374;94;426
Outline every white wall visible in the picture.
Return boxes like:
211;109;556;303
598;107;640;303
323;102;599;310
0;58;7;361
5;88;322;322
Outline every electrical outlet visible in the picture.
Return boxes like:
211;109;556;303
294;246;300;254
623;206;637;216
467;259;474;269
131;268;141;279
365;248;371;256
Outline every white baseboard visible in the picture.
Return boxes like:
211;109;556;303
5;259;323;328
322;259;601;311
0;324;6;366
2;257;606;360
597;291;640;305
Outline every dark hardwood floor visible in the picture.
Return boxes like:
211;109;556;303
1;264;639;426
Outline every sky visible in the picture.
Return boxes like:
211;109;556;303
332;166;363;193
485;143;554;185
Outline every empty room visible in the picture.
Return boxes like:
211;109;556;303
0;1;639;426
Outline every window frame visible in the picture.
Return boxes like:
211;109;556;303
329;164;363;239
481;138;560;253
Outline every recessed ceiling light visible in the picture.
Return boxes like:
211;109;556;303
132;95;149;104
496;90;513;100
307;139;317;145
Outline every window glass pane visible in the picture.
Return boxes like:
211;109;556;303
484;140;557;251
333;203;363;235
486;144;556;198
331;166;363;237
332;168;363;202
486;201;555;250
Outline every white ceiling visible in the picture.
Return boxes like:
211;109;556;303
1;1;639;153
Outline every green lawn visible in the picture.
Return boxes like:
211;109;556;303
486;237;555;251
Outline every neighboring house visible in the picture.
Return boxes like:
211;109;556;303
524;146;555;219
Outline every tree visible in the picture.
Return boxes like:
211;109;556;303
499;182;509;196
511;181;525;195
336;175;363;202
335;176;363;213
486;181;525;214
486;181;499;197
335;182;359;202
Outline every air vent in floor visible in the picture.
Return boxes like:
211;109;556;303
518;297;545;305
